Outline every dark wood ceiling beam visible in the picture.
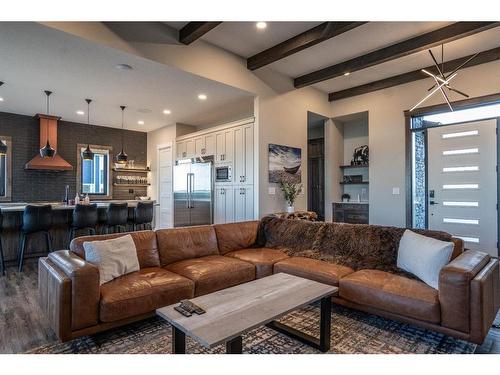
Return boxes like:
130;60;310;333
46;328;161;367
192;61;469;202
328;47;500;101
179;22;222;45
247;22;367;70
295;22;499;88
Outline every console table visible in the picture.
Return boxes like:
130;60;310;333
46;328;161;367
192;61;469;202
332;202;369;224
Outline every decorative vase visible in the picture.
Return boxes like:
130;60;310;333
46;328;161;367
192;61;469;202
286;205;295;213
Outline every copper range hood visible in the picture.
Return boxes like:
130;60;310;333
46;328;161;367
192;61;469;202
25;114;73;171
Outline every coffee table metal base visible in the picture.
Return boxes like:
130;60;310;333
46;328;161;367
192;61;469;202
170;296;332;354
266;296;331;352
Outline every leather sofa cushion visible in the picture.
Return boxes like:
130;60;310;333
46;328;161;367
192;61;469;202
100;267;194;323
165;255;255;296
225;248;289;278
273;257;354;286
214;221;259;255
70;230;160;268
156;226;219;266
340;269;441;323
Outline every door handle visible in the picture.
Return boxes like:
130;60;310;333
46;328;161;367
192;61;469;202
429;201;439;205
186;174;190;208
190;174;195;208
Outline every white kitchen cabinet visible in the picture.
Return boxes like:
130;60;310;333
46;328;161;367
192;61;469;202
176;139;195;159
176;141;187;159
233;185;254;222
233;124;254;184
244;124;254;185
233;127;244;183
204;133;215;157
215;128;234;163
214;186;235;224
185;139;195;158
194;137;205;157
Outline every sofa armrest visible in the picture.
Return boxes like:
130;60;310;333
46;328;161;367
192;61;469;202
38;257;72;341
439;250;490;333
48;250;100;332
470;258;500;343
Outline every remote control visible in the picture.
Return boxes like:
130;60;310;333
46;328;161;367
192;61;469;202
180;299;206;315
174;305;192;317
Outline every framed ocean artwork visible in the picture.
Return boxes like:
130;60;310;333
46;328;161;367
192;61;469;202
268;143;302;183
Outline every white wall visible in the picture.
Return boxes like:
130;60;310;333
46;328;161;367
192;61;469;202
330;60;500;226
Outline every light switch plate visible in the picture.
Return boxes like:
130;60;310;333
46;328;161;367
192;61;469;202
392;187;400;195
268;187;276;195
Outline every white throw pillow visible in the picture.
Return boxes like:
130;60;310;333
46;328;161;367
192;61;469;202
397;230;454;290
83;234;140;285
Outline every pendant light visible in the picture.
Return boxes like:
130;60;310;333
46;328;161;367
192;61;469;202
0;81;7;156
116;105;128;164
40;90;56;158
82;98;94;160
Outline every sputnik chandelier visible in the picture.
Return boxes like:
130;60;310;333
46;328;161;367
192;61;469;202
410;45;479;112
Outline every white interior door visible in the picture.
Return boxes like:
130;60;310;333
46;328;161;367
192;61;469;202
158;144;174;229
428;119;497;256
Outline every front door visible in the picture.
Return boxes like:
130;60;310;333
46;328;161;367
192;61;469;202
427;119;498;256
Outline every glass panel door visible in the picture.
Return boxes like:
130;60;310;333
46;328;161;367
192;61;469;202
427;119;497;256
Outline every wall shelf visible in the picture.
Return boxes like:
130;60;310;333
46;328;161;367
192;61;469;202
113;183;150;187
112;168;150;173
339;181;369;185
339;164;369;169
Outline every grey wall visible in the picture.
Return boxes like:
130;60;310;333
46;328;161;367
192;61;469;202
0;111;147;202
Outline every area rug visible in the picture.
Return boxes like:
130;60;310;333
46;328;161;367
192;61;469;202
27;305;475;354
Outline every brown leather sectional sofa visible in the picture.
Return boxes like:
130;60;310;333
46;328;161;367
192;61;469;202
39;218;500;344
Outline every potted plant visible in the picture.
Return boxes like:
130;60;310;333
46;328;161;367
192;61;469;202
279;180;302;213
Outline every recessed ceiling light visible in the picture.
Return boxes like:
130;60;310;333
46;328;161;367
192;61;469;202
163;109;171;115
344;72;350;76
198;94;207;100
0;97;3;102
138;108;152;114
116;63;133;71
138;120;145;125
256;22;267;29
76;110;85;115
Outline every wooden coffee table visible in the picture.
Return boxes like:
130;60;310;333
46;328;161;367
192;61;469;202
156;273;338;354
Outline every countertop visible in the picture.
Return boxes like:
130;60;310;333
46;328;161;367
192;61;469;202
0;200;157;213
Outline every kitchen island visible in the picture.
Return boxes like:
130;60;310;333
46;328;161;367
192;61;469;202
0;200;156;266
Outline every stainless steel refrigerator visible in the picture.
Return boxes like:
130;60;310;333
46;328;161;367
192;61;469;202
173;158;213;227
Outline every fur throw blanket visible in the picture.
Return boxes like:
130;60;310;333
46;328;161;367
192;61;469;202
257;216;454;277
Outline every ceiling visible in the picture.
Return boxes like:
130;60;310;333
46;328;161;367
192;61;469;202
167;21;500;95
0;22;254;132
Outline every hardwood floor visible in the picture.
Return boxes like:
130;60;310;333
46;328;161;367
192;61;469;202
0;261;58;353
0;261;499;354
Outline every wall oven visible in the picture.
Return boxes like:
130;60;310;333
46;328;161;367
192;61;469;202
215;165;232;182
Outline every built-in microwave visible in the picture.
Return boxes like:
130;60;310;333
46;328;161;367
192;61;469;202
215;165;232;182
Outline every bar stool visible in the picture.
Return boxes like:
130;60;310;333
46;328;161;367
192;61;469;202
18;204;53;272
0;212;5;276
69;204;98;243
133;201;154;231
102;203;128;234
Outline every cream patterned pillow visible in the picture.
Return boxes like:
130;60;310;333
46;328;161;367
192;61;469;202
83;234;140;285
